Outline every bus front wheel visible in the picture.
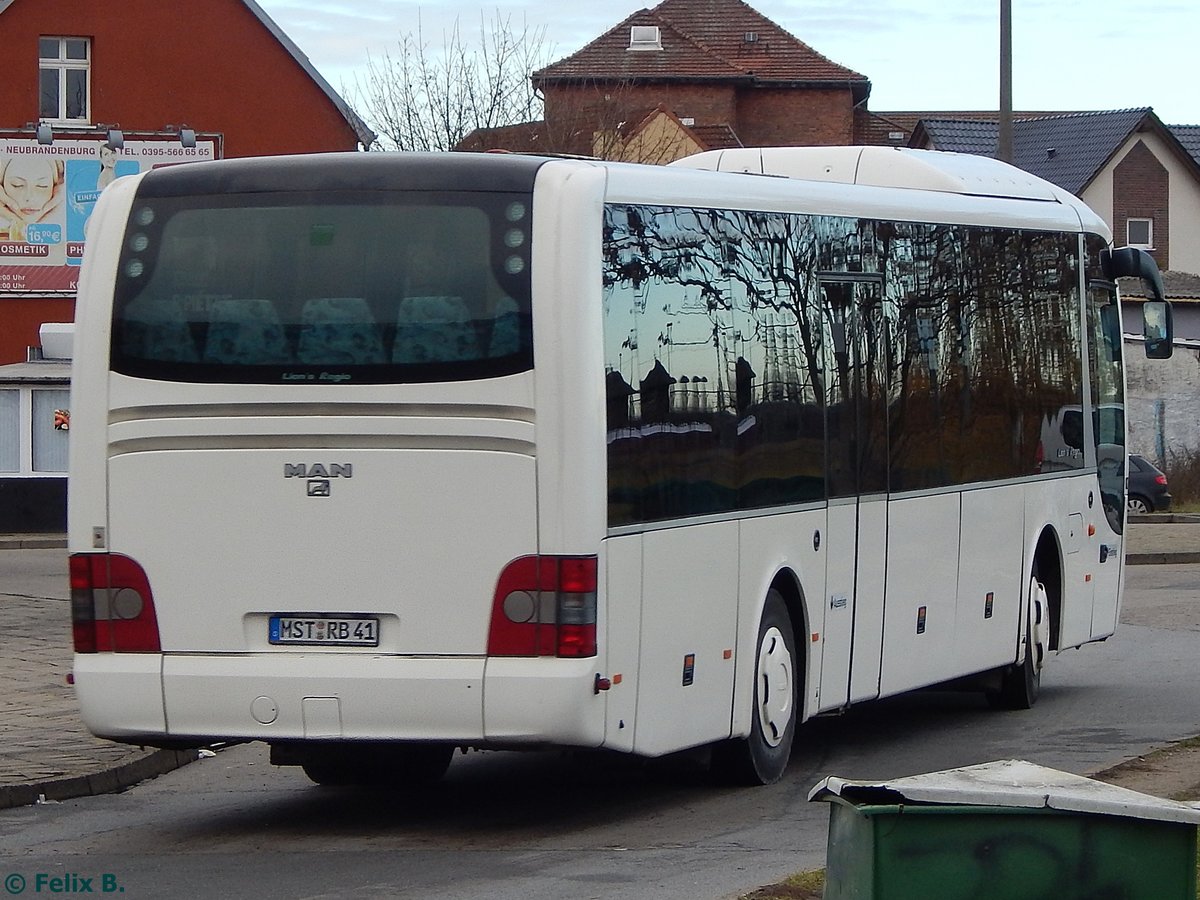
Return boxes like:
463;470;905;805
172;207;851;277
712;589;797;785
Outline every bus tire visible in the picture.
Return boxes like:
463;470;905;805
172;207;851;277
712;589;797;785
988;577;1046;710
302;743;453;787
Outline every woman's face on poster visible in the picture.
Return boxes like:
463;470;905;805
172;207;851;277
2;158;58;216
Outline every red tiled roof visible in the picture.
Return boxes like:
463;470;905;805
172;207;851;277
455;122;548;153
1120;271;1200;301
616;106;743;148
856;110;913;146
690;123;743;149
535;0;867;86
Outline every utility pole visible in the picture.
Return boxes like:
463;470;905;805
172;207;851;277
998;0;1013;162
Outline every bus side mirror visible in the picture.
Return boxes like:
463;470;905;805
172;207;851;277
1102;246;1164;299
1101;246;1172;359
1143;300;1173;360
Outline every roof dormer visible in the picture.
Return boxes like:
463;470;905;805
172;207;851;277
628;25;662;51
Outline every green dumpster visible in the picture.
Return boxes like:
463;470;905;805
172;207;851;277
809;759;1200;900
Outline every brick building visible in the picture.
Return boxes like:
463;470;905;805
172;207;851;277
0;0;374;365
461;0;872;158
0;0;373;531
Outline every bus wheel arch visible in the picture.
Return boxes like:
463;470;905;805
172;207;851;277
770;569;809;714
712;572;804;785
1033;528;1064;652
988;527;1060;710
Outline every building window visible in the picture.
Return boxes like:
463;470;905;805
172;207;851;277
31;389;71;473
0;391;18;473
39;37;90;122
1127;217;1154;250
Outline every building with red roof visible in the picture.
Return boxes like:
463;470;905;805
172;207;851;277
464;0;871;158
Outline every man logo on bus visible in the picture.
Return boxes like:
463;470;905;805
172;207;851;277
283;463;353;479
284;464;351;497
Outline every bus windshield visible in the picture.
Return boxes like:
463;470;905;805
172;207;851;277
110;190;533;384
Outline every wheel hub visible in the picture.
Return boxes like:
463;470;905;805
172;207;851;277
757;625;794;747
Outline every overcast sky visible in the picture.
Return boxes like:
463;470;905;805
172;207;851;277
256;0;1200;125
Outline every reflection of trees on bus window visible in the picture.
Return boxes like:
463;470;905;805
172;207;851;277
601;203;1088;527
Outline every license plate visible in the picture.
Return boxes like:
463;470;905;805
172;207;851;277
269;615;380;647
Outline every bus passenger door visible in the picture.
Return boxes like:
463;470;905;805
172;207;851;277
817;278;889;711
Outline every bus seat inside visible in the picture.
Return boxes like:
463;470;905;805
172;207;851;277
297;297;386;365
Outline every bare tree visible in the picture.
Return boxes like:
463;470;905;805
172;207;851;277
355;11;553;152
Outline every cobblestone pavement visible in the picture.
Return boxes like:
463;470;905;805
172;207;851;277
0;519;1197;809
0;544;193;808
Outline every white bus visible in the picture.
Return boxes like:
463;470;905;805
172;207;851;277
68;147;1171;787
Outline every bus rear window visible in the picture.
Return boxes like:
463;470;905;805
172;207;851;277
110;190;532;383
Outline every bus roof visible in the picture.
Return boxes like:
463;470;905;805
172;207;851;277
670;146;1064;201
133;151;551;198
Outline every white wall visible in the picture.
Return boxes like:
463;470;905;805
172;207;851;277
1125;339;1200;462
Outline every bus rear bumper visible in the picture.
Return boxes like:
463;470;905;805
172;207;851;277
160;654;486;742
73;653;606;749
483;656;605;747
73;653;166;742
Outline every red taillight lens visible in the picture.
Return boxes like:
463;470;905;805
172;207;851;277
488;555;598;658
1155;474;1168;486
69;553;161;653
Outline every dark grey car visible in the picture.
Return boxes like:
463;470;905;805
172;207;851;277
1128;454;1172;514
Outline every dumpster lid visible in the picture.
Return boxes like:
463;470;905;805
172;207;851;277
809;759;1200;825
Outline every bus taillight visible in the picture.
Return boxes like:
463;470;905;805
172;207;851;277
489;555;597;658
69;554;161;654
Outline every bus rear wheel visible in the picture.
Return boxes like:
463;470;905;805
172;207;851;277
301;743;453;788
712;589;797;785
987;576;1047;710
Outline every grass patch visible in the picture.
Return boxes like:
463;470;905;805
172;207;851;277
741;869;824;900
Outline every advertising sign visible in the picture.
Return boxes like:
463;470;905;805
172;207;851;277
0;138;216;293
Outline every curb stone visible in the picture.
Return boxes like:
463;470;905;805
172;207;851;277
0;748;199;810
1126;552;1200;565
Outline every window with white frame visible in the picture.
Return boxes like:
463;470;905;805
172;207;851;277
0;384;70;475
31;389;71;473
0;391;18;473
39;37;91;122
1127;217;1154;250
